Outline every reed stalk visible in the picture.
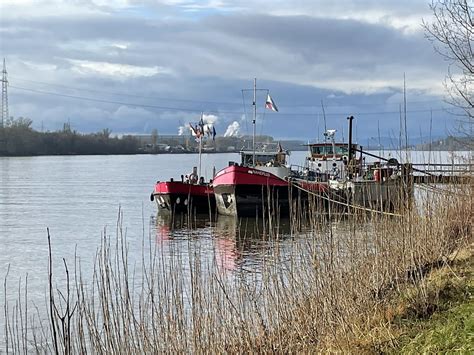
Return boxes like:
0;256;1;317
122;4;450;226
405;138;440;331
1;180;471;353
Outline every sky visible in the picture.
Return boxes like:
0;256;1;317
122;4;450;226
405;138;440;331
0;0;464;145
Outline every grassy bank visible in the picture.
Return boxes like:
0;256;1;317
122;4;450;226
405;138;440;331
2;183;472;353
389;247;473;354
355;246;473;353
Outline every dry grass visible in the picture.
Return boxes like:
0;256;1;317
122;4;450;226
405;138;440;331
2;182;472;353
357;243;473;354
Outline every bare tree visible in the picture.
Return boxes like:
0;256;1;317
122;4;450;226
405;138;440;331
423;0;473;144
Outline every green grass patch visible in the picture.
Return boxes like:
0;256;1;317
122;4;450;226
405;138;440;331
386;247;474;354
394;296;474;354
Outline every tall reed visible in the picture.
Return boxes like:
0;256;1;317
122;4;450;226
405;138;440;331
2;181;472;353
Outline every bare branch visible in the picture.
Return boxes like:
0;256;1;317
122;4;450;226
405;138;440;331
424;0;474;145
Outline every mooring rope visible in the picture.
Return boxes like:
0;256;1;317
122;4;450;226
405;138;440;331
288;179;403;217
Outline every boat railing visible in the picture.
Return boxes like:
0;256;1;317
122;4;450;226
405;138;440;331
240;141;287;153
290;164;330;182
293;159;404;182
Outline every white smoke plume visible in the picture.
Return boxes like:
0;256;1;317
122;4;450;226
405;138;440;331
202;114;218;136
181;114;219;137
224;121;240;137
202;114;218;124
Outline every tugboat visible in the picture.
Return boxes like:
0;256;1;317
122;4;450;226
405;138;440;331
295;129;362;183
294;121;412;213
287;128;361;209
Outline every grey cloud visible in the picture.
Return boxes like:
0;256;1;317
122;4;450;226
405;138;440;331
204;14;440;69
3;10;443;81
1;1;458;140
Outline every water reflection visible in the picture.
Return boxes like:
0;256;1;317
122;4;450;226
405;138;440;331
154;211;212;241
214;215;241;271
153;211;296;273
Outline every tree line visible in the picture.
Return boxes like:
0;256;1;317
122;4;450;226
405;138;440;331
0;117;141;156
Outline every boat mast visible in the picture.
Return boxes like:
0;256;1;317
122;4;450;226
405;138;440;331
321;100;327;160
252;78;256;167
331;134;336;161
198;112;203;180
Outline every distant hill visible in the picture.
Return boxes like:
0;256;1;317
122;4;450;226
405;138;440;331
415;136;473;151
278;140;307;151
360;135;472;151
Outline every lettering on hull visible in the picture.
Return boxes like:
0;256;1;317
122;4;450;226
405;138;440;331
247;169;271;177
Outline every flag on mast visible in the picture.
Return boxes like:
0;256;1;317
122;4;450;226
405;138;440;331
199;116;205;133
265;94;278;112
189;123;202;138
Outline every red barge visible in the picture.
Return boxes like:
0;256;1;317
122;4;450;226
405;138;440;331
212;78;328;217
151;114;217;214
152;167;216;214
212;143;327;216
212;164;288;216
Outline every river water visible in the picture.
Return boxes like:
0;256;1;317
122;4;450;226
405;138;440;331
0;150;470;343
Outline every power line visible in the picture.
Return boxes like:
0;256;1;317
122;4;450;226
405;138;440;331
9;84;459;118
10;85;212;113
10;76;449;108
10;76;242;106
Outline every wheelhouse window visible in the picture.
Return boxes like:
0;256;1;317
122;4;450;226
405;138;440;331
242;153;286;166
311;145;349;155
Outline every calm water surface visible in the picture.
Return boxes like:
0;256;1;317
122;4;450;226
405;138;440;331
0;150;469;331
0;153;310;302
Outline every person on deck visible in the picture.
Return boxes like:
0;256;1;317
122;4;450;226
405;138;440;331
189;167;198;184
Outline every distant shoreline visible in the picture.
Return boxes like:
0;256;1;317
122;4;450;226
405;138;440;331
0;151;245;158
0;147;469;158
1;120;470;157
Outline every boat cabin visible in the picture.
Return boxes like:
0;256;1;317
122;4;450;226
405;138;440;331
239;142;288;167
240;150;287;167
307;142;359;160
304;142;361;181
